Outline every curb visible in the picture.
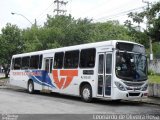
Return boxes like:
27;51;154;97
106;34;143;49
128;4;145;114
128;98;160;106
141;98;160;106
141;101;160;106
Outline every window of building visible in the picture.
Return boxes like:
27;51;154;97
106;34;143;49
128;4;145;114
54;52;64;69
64;50;79;68
80;48;96;68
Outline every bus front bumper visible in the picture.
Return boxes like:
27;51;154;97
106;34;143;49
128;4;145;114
112;88;148;100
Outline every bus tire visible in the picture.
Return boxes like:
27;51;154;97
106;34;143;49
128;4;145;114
28;80;34;94
81;84;92;102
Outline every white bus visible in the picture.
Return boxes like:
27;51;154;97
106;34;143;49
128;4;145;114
9;40;148;102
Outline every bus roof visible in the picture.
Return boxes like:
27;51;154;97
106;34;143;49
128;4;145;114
12;40;144;58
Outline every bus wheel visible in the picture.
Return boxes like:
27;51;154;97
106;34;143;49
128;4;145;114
81;84;92;102
28;81;34;94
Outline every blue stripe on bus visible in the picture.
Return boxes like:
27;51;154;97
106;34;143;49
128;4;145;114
25;70;56;89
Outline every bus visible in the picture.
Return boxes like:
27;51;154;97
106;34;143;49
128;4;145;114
9;40;148;102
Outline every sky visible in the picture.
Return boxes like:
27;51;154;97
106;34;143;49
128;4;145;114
0;0;159;32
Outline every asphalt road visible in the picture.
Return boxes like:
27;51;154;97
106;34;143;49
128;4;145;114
0;87;160;120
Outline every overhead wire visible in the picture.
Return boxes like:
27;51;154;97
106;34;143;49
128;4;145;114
92;0;136;19
36;1;55;24
94;5;147;22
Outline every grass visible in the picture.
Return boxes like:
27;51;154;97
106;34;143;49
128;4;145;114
0;77;6;80
0;77;9;81
148;75;160;84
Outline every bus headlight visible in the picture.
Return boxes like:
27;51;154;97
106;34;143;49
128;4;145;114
141;84;148;91
115;81;126;91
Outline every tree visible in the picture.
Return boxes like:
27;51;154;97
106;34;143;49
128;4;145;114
22;26;44;52
92;21;132;42
0;23;23;78
124;20;149;48
21;15;94;53
64;18;94;46
125;1;160;57
44;15;94;47
126;2;160;42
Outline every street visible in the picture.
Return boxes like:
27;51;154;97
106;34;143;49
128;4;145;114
0;87;160;120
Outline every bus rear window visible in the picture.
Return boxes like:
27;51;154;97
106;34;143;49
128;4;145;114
80;48;96;68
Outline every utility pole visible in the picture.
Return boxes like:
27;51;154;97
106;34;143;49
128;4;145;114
54;0;68;16
34;19;37;27
142;0;153;61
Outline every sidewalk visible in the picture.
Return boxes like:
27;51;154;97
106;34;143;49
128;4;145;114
141;97;160;105
124;97;160;106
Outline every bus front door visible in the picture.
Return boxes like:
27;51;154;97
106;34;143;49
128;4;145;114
97;53;113;97
42;58;53;91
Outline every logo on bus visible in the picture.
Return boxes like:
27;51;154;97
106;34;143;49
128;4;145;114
52;70;78;89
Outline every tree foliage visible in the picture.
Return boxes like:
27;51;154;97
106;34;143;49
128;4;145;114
126;1;160;42
0;23;23;77
92;21;132;42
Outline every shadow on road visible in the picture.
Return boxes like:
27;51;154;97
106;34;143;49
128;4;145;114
5;87;144;106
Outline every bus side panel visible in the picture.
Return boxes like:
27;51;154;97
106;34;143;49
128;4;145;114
51;69;79;96
78;69;97;98
10;70;56;91
10;70;28;89
27;70;56;91
52;69;97;97
49;73;59;93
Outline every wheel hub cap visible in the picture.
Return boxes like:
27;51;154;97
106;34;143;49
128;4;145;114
83;88;90;100
29;84;32;92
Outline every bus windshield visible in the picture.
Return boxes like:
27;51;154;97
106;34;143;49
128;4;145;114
116;51;147;81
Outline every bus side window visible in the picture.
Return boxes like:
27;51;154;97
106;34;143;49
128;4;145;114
54;52;64;69
21;56;30;70
30;55;39;69
14;58;22;70
64;50;79;69
80;48;96;68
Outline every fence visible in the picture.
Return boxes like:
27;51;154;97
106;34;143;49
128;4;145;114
148;83;160;98
148;59;160;74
